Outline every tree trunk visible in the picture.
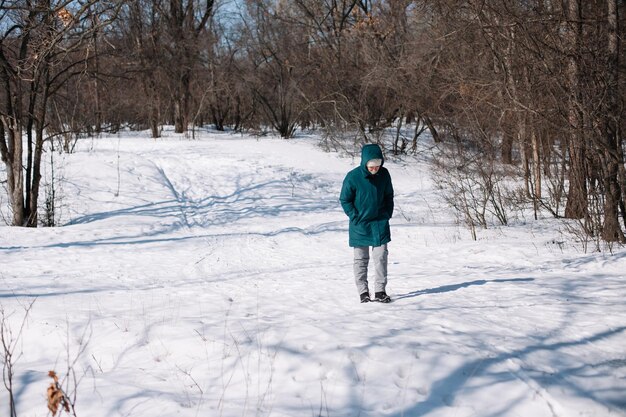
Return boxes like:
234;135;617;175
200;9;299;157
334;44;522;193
600;0;624;242
394;111;404;155
515;113;528;187
500;34;515;165
27;125;45;227
92;14;102;134
174;71;191;134
2;116;25;226
423;115;440;143
531;125;542;200
25;100;35;224
565;138;588;219
174;98;184;133
501;132;513;165
564;0;588;220
26;68;52;227
150;104;160;139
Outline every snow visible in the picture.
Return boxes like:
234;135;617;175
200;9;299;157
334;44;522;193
1;128;625;417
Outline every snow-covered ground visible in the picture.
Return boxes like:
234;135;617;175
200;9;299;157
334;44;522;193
1;129;625;417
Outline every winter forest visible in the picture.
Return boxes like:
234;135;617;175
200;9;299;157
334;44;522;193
0;0;625;241
1;1;626;417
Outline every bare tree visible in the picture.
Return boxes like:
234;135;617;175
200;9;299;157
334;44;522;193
123;0;166;138
406;0;625;243
597;0;624;242
160;0;215;133
1;1;122;226
238;1;317;138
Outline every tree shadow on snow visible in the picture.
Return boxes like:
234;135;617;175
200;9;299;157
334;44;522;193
0;288;106;299
66;172;339;229
394;277;534;301
383;325;626;417
0;171;346;251
0;221;346;251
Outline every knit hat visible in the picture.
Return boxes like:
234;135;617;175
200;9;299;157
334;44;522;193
366;158;382;168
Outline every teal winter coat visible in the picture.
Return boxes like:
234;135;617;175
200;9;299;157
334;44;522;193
340;144;394;247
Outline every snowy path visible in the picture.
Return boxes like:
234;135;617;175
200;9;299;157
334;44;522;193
1;131;625;417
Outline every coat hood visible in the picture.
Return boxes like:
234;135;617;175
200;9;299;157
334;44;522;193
360;144;384;174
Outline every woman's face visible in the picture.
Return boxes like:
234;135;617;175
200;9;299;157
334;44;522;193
367;165;381;174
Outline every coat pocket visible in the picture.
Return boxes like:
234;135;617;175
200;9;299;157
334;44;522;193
351;219;371;239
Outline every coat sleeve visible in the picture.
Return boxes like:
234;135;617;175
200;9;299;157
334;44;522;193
384;173;394;219
339;175;357;221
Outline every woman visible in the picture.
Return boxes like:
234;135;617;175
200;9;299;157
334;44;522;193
339;144;394;303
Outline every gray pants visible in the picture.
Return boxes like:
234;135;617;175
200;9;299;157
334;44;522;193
353;244;388;295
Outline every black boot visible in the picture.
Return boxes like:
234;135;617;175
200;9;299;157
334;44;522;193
374;291;391;303
360;292;371;303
